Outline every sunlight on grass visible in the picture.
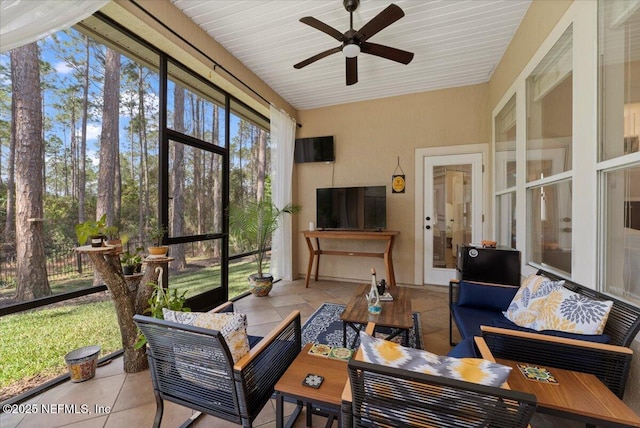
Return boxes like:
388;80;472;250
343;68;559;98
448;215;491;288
0;301;121;388
0;257;266;395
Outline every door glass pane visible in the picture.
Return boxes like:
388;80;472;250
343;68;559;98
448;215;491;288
526;25;573;181
433;164;472;269
168;140;223;237
527;180;573;274
602;166;640;303
495;95;517;191
496;191;516;249
599;0;640;161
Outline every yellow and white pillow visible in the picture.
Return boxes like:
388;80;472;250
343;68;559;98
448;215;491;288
534;287;613;335
503;274;564;329
162;309;250;363
359;332;511;387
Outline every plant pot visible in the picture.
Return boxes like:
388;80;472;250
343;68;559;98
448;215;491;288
148;246;169;258
248;273;273;296
106;239;122;254
135;263;142;273
122;265;136;275
90;235;105;248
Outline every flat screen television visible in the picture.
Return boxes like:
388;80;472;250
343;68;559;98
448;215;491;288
316;186;386;230
294;136;334;163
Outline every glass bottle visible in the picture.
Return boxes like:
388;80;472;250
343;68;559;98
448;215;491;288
368;267;382;314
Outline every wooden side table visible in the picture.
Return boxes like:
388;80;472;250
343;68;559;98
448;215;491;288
275;343;349;428
303;230;399;288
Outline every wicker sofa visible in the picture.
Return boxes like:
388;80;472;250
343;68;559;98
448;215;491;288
448;269;640;398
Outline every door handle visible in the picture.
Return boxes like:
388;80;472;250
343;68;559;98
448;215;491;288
425;225;431;230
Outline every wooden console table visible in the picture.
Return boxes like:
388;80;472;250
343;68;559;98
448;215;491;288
303;230;399;288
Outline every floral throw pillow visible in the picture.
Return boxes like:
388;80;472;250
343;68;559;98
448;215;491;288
534;287;613;335
503;274;564;329
359;332;511;387
162;309;250;363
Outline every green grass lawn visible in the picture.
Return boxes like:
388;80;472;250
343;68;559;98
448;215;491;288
0;258;264;398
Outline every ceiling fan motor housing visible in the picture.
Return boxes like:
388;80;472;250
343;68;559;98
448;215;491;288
343;0;359;12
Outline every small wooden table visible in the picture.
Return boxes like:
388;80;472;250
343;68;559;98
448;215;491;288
340;284;413;348
275;343;349;428
495;357;640;427
303;230;399;288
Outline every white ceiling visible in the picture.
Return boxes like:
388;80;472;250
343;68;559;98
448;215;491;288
170;0;532;111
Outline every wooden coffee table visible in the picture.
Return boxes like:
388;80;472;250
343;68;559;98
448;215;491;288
340;284;413;348
275;343;349;428
475;338;640;428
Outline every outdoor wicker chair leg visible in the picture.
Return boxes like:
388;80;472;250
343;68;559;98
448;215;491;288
178;411;202;428
152;391;163;428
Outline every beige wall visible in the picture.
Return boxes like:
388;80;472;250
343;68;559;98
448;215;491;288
487;0;573;110
294;84;489;285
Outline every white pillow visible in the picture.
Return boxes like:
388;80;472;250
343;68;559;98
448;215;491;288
163;309;250;363
503;274;564;329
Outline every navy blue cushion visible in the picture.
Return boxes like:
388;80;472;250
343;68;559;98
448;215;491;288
457;281;519;312
248;335;263;348
447;337;479;358
451;305;503;338
488;317;611;344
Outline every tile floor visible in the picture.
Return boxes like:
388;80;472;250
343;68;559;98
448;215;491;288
1;279;578;427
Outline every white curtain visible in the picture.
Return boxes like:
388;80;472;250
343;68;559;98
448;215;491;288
1;0;109;53
270;105;296;280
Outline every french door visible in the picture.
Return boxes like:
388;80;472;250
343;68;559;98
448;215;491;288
423;153;483;285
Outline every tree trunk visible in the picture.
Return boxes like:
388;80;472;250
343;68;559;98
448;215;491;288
97;47;120;226
83;249;168;373
256;128;267;202
11;43;51;300
78;35;90;225
3;93;16;242
170;85;186;270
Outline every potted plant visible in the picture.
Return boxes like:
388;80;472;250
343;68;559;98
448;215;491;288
147;224;169;258
121;247;143;275
229;199;301;296
134;278;190;349
104;225;122;253
75;214;107;247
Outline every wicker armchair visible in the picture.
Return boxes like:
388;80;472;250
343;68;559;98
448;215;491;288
342;358;537;428
133;305;301;428
480;325;634;399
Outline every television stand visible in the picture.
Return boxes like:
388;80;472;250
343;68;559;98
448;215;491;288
302;230;399;288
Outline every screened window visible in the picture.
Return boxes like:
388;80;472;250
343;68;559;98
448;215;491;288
598;0;640;304
527;179;573;274
599;0;640;161
526;26;573;181
495;95;517;248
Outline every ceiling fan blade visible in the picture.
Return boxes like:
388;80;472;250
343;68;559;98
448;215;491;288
300;17;344;42
346;57;358;86
357;4;404;41
294;46;342;69
361;42;414;65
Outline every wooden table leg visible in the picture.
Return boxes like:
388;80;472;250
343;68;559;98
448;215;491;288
384;235;396;287
314;238;320;281
305;236;314;288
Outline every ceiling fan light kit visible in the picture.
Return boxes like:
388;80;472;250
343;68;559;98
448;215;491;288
294;0;414;86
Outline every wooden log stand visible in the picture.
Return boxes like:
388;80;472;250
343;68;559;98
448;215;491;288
74;245;172;373
303;230;399;288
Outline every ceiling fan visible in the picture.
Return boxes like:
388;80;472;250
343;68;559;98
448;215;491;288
294;0;414;86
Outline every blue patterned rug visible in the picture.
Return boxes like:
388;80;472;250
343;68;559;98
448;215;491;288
301;302;423;350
